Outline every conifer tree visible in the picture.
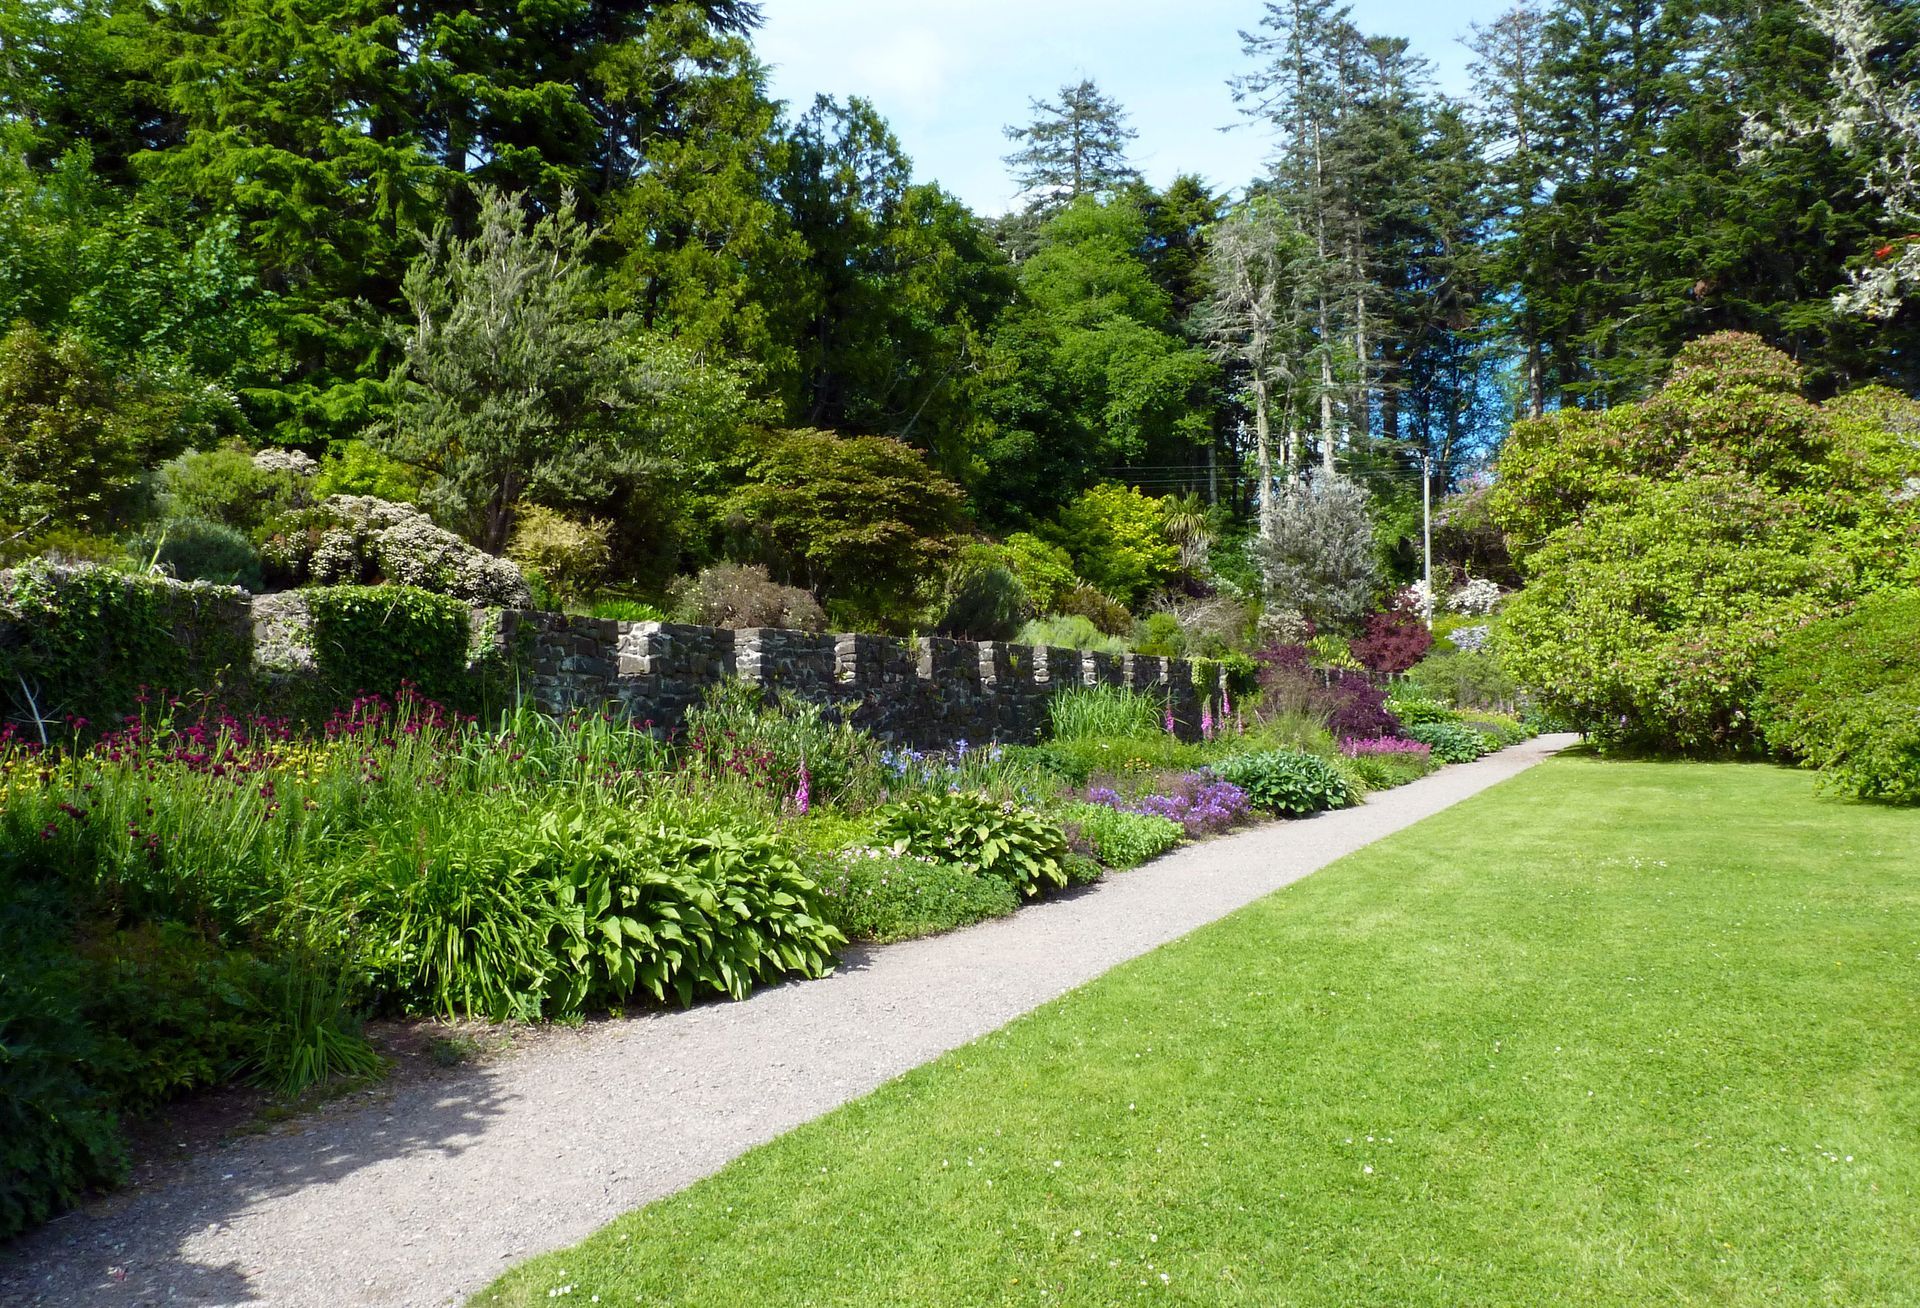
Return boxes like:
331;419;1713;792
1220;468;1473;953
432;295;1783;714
1002;79;1141;214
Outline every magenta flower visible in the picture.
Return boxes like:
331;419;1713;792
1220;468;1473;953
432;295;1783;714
795;758;812;815
1163;706;1176;735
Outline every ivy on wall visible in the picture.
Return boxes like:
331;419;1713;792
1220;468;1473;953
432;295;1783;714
0;563;250;736
304;586;475;708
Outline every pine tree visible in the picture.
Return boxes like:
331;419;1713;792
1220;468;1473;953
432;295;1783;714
1002;79;1141;214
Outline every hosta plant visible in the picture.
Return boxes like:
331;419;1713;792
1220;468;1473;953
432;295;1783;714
874;791;1073;897
1211;751;1357;817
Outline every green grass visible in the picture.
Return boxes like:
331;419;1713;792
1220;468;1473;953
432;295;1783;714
472;758;1920;1306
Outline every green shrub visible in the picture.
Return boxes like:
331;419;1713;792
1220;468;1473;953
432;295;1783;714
1000;532;1077;612
1016;614;1127;654
1402;720;1489;764
0;888;128;1240
1130;610;1186;658
128;516;263;590
1055;582;1135;637
155;444;305;532
939;563;1029;641
1383;694;1460;726
1460;713;1533;748
874;791;1072;897
306;585;474;705
1044;484;1179;607
1404;650;1518;711
1049;686;1165;741
1057;803;1183;869
507;505;613;605
1212;750;1358;817
670;563;827;631
1756;590;1920;803
812;847;1019;943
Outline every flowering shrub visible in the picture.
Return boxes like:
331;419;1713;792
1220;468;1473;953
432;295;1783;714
261;495;532;607
1340;736;1432;759
1448;577;1503;616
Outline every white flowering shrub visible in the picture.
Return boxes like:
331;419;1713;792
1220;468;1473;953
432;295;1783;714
1450;624;1491;653
264;495;533;607
1397;580;1436;623
1448;578;1503;616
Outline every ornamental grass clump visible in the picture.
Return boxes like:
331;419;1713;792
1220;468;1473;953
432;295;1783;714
1048;686;1166;741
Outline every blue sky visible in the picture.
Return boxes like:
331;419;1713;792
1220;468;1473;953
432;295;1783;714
756;0;1514;214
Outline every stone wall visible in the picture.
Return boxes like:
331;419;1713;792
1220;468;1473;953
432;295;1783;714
489;612;1226;746
1;567;1228;746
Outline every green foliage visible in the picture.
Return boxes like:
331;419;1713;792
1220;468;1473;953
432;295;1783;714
0;322;179;531
1043;483;1178;607
245;968;384;1099
0;887;128;1239
1402;720;1490;764
1403;651;1518;711
1500;475;1846;751
1014;615;1127;655
999;533;1078;612
1211;750;1358;817
127;516;263;590
1057;803;1183;869
1010;734;1208;787
874;791;1073;898
1130;610;1185;657
305;585;474;706
507;506;614;606
1048;686;1165;742
382;189;748;554
811;847;1019;944
588;599;669;623
155;444;306;532
1756;590;1920;803
1342;750;1438;791
311;440;427;503
0;561;245;732
938;562;1029;642
723;430;966;627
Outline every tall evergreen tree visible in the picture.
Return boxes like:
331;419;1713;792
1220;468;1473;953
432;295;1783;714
1002;79;1141;214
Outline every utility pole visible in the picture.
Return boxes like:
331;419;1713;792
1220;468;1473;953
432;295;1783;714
1419;450;1433;632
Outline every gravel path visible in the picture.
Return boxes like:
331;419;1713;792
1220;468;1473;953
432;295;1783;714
2;734;1575;1307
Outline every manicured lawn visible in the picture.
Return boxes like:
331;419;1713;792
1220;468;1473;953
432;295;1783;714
473;758;1920;1306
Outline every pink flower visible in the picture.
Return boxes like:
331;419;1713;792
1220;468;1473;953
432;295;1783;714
794;758;812;816
1200;702;1215;740
1163;706;1176;735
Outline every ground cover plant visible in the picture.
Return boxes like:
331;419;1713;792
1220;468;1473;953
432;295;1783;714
473;758;1920;1307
